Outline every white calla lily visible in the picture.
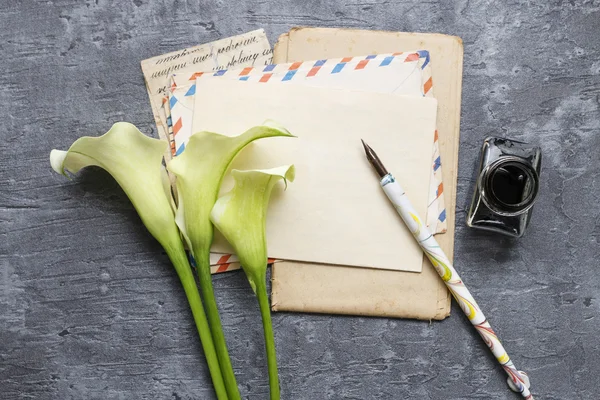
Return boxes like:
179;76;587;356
50;122;174;248
210;165;296;400
168;120;294;256
50;122;228;400
166;121;294;400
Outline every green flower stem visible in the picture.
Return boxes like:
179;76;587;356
254;276;280;400
166;124;294;400
165;241;228;400
209;165;294;400
195;251;241;400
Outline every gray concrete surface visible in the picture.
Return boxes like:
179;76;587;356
2;1;600;399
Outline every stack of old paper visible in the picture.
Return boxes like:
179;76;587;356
270;28;463;320
141;28;463;320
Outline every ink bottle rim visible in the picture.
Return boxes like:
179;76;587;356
477;156;539;217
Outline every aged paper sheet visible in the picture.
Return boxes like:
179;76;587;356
193;79;437;272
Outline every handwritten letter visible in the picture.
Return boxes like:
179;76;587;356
140;29;272;158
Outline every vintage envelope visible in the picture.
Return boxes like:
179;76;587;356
168;52;446;234
208;252;278;268
193;79;437;273
140;29;273;161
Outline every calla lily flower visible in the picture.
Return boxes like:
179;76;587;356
50;122;228;400
167;121;294;400
210;165;296;400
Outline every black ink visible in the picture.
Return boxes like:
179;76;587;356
154;48;188;65
490;165;529;206
192;51;214;65
150;62;188;79
216;35;259;55
226;49;260;69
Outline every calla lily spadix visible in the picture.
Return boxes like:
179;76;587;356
210;165;296;400
167;121;295;400
49;122;229;400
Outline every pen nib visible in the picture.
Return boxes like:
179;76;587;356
360;138;369;153
360;139;388;178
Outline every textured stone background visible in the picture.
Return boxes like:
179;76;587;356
1;1;600;399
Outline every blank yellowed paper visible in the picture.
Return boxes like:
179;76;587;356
192;79;437;272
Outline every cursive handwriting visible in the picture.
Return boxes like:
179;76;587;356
146;35;270;83
140;30;271;144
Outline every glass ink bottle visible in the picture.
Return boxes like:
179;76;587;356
466;137;542;238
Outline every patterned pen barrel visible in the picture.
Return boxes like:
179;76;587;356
362;140;533;399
